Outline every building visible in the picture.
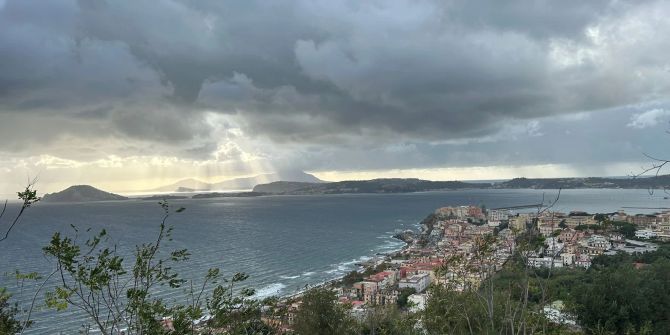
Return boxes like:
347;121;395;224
635;229;657;239
444;223;463;238
467;206;485;220
353;281;379;304
488;209;510;222
575;255;592;268
509;214;531;231
544;237;564;256
628;214;657;227
564;212;596;228
399;273;431;293
561;253;575;266
558;228;577;242
539;223;559;237
527;257;553;268
587;235;611;250
610;211;629;222
365;271;397;288
579;235;610;255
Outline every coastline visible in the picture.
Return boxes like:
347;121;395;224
276;221;421;302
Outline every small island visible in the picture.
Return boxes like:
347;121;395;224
42;185;129;203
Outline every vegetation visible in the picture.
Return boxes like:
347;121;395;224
359;305;419;335
0;185;41;334
610;221;636;239
292;288;356;335
0;288;24;335
253;175;670;195
572;246;670;334
396;287;416;309
40;200;278;335
3;185;670;334
340;263;390;287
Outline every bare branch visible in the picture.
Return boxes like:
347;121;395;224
0;182;40;242
0;200;7;221
19;268;57;335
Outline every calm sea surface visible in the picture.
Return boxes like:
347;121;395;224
1;189;667;334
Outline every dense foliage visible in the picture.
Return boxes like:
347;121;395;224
396;287;416;309
571;245;670;334
292;288;357;335
0;288;24;335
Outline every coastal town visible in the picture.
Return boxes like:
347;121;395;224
272;204;666;332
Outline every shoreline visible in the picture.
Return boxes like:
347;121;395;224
276;222;419;302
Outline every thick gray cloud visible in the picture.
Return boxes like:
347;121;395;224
0;0;669;171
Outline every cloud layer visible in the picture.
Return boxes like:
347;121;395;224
1;0;670;192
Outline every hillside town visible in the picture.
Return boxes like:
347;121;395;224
274;204;666;331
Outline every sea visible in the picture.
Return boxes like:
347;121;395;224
0;188;668;334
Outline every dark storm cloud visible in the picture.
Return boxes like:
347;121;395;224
439;0;620;38
0;0;669;164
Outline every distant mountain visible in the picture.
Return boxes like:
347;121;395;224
150;179;212;193
253;178;487;194
252;175;670;195
152;170;324;192
42;185;128;203
495;175;670;189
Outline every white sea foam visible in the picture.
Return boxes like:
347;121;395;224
302;271;316;276
254;283;286;299
380;240;405;249
324;255;371;275
279;274;301;279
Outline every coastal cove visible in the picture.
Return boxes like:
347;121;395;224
1;189;668;334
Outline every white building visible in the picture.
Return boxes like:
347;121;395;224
575;255;592;268
544;237;564;256
561;253;575;266
635;229;657;239
552;258;564;268
399;273;431;293
527;257;553;268
587;235;611;250
488;209;510;222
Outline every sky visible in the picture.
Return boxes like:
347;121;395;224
1;0;670;195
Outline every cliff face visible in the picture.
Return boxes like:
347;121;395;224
42;185;128;203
